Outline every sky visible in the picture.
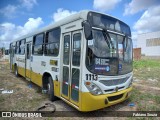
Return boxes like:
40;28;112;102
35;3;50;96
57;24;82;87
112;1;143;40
0;0;160;48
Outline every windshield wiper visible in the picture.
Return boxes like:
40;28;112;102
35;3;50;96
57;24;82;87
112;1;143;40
102;29;114;50
123;34;128;52
122;34;128;60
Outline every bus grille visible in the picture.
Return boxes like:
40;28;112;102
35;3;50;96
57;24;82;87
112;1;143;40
99;77;129;86
108;94;123;102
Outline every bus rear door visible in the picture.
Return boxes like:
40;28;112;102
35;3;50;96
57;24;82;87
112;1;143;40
25;42;31;79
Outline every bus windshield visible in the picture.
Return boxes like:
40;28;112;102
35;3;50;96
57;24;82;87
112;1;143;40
86;12;132;76
87;12;131;36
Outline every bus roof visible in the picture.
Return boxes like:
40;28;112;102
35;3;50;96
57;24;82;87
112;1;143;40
11;10;129;43
11;10;89;43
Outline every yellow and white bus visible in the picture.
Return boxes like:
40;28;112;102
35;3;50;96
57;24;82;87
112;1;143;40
10;10;133;111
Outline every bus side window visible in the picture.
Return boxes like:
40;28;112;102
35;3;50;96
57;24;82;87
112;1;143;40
63;35;70;65
32;33;44;55
16;41;20;54
45;28;60;56
72;33;81;66
27;44;31;59
19;39;25;55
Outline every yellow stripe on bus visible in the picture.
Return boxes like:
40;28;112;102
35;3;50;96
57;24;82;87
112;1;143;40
16;66;42;87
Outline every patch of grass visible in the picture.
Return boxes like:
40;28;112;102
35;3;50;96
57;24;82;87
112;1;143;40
138;93;155;101
10;95;47;111
133;59;160;69
146;104;159;111
137;102;160;111
133;59;160;87
35;88;42;93
154;96;160;104
130;89;155;103
16;87;21;91
129;88;141;101
47;118;53;120
0;96;5;103
129;88;160;111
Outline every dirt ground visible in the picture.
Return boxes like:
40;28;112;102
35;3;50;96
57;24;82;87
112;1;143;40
0;59;160;119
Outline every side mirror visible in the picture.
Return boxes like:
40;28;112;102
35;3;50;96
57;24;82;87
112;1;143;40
82;21;93;40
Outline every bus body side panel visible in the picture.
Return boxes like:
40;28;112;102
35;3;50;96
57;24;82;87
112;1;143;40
17;54;25;77
30;53;60;89
42;56;60;97
41;54;61;96
30;55;43;87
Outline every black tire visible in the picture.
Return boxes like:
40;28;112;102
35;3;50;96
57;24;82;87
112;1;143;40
48;76;57;101
14;65;19;77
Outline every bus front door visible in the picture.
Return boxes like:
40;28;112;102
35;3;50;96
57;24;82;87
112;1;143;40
25;42;31;79
62;31;82;107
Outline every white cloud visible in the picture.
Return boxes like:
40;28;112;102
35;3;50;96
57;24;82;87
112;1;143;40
124;0;160;15
0;17;43;48
93;0;121;12
133;5;160;33
0;5;18;18
0;0;37;18
53;8;77;22
131;5;160;48
20;0;37;10
24;17;43;31
124;0;160;46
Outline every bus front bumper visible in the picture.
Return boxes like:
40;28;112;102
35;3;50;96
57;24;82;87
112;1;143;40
80;86;132;111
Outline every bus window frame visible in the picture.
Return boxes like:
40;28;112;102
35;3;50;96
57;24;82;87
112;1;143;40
15;41;20;54
72;32;81;66
44;27;61;57
32;32;45;56
19;39;26;55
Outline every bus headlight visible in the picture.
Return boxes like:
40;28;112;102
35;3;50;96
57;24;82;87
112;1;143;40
85;82;102;95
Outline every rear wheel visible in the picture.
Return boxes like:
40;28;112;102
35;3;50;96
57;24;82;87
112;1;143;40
14;65;19;77
47;76;57;101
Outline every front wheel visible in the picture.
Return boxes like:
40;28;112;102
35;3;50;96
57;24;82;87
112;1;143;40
47;76;57;101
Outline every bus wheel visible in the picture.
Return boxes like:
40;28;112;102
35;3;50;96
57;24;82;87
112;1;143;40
47;76;57;101
14;65;19;77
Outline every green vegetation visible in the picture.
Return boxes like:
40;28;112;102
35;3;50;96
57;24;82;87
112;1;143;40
133;59;160;69
129;88;160;111
133;59;160;87
0;96;5;103
132;59;160;111
154;95;160;104
10;95;47;111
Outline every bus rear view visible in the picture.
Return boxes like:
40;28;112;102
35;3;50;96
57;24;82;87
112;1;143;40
81;12;133;111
